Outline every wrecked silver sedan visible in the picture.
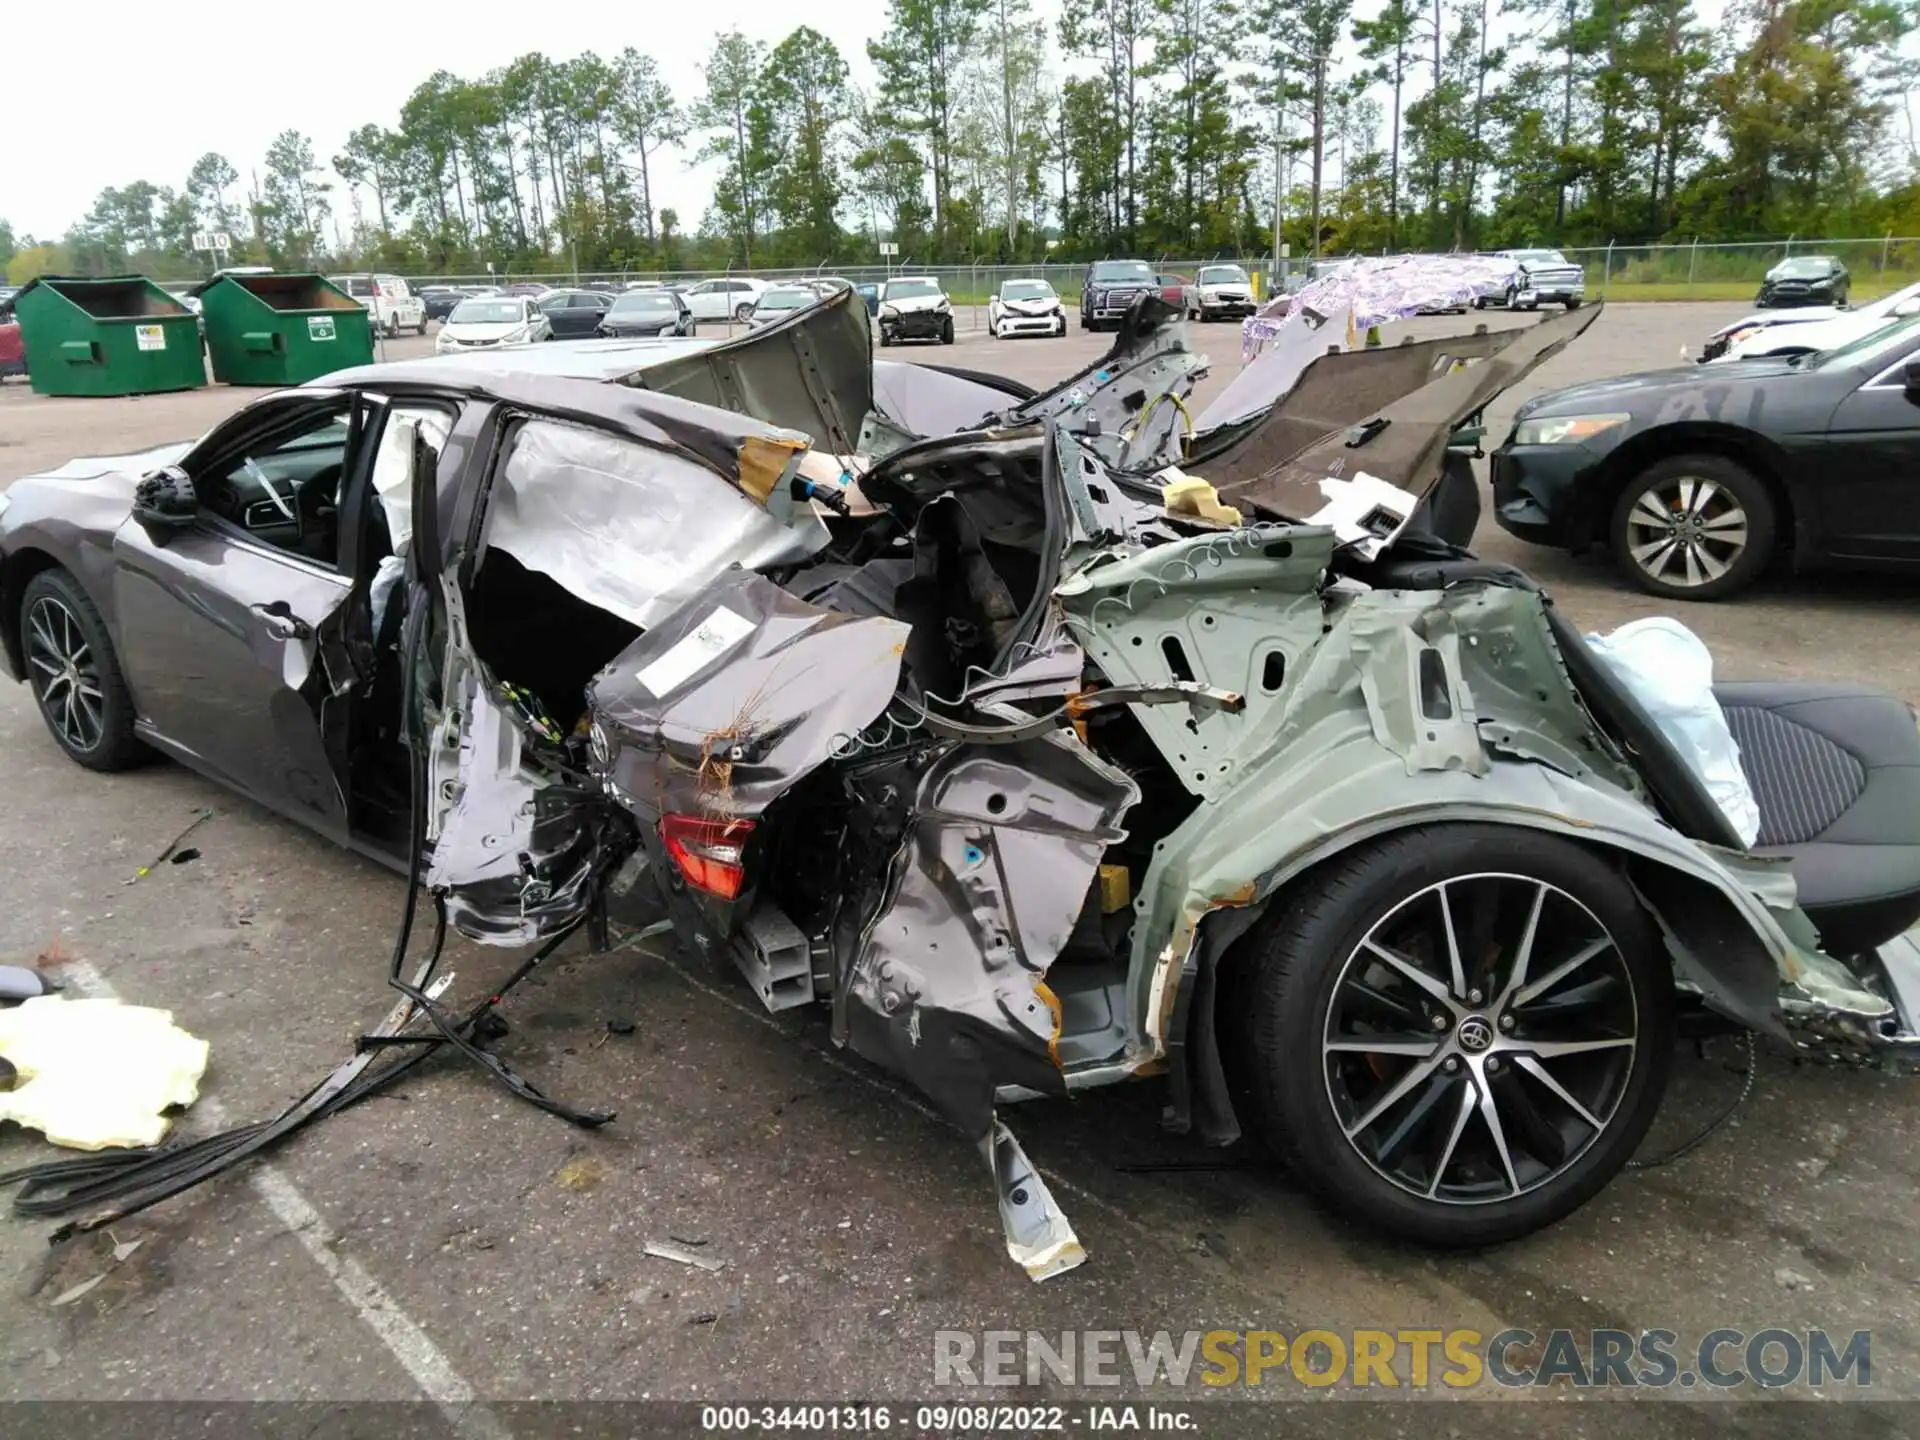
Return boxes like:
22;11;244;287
6;291;1920;1280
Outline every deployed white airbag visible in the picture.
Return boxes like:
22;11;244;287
1584;617;1761;846
484;420;829;630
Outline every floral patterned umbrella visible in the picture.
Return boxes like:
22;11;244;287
1241;254;1523;360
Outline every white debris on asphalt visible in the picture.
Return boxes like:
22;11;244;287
0;994;208;1149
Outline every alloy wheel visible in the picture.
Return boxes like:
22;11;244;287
26;596;106;753
1622;474;1749;590
1322;873;1638;1205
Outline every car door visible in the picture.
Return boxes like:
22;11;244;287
1815;332;1920;559
110;390;384;839
684;281;720;322
569;292;611;336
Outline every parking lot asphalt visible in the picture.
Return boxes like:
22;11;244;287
4;302;1920;1420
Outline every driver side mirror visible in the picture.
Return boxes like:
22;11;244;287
132;465;199;540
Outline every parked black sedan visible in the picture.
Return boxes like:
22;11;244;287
1492;313;1920;599
537;288;615;338
1756;255;1850;309
597;288;694;338
418;287;466;322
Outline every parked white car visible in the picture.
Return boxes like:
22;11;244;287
434;295;553;353
988;279;1066;338
329;273;428;336
1705;281;1920;362
877;276;955;346
683;277;768;324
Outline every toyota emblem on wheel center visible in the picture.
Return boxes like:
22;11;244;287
1457;1016;1495;1052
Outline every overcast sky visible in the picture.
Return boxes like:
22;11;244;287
5;0;902;241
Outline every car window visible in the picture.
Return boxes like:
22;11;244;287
450;299;526;325
198;409;353;567
611;294;679;314
1812;314;1920;372
1090;261;1154;283
1775;258;1836;277
1001;281;1055;301
884;279;943;300
1197;266;1248;285
573;294;610;310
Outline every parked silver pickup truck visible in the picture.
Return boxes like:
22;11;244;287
1477;249;1586;310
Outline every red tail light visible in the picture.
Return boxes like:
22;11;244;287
660;813;756;900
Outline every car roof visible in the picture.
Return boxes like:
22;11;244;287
886;275;939;285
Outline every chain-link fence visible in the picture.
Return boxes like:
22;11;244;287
1561;237;1920;298
401;236;1920;309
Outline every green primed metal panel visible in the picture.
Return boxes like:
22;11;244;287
197;272;373;386
13;276;206;397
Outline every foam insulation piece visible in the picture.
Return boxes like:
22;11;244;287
0;995;209;1150
1159;469;1243;527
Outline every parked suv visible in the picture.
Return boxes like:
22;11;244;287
1080;259;1157;330
1478;250;1586;311
684;278;769;325
329;273;428;336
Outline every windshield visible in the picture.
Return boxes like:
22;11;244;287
449;299;526;325
757;288;814;310
611;293;677;314
1810;313;1920;370
1198;266;1249;285
1773;258;1834;278
1001;280;1055;301
1091;261;1153;284
884;279;942;300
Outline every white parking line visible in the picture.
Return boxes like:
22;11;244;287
63;959;510;1440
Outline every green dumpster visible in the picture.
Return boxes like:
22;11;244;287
196;272;373;386
12;275;205;397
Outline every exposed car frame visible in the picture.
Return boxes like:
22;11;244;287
7;295;1920;1281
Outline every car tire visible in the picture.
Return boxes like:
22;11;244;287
1054;315;1066;337
1079;315;1090;331
733;303;753;323
1609;452;1777;600
1564;298;1582;310
940;317;955;345
1229;823;1673;1248
879;329;893;348
19;568;147;773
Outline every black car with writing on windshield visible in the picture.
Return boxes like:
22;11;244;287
1756;255;1850;310
1491;313;1920;599
598;288;695;338
1080;260;1157;331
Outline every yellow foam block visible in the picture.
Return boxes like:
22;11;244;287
0;995;209;1150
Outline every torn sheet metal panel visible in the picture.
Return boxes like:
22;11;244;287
983;1118;1084;1281
1212;304;1599;521
587;568;909;822
632;283;874;456
426;669;611;945
1059;522;1338;802
484;418;830;632
838;731;1139;1138
1191;304;1353;435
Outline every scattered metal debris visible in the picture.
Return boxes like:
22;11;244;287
645;1241;726;1273
127;809;215;884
